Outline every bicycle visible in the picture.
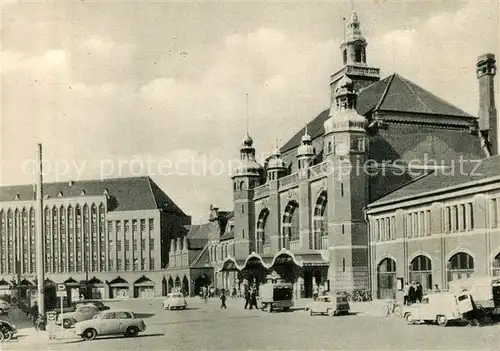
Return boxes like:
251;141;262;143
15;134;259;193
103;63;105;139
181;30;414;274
383;299;402;317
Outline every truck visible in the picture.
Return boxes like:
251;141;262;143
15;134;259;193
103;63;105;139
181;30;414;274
448;276;500;317
258;282;294;313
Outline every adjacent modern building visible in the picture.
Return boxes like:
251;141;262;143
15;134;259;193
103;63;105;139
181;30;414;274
0;176;192;304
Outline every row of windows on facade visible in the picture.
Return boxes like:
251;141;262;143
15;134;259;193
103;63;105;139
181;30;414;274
0;253;156;275
377;252;500;276
372;202;476;242
0;206;156;274
209;243;234;262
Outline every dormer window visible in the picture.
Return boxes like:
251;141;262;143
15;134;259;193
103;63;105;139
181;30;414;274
57;192;63;197
14;194;20;200
80;190;86;196
103;188;109;195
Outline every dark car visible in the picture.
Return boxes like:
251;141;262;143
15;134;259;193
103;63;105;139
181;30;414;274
0;320;17;342
51;300;110;315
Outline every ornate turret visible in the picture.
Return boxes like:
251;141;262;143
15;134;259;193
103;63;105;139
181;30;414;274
267;139;287;181
297;127;315;170
324;75;365;136
330;11;380;99
234;133;263;178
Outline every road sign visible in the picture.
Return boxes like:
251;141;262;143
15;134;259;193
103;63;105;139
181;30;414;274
57;284;65;292
56;290;66;298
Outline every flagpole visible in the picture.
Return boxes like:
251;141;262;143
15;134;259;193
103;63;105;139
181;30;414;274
35;143;45;317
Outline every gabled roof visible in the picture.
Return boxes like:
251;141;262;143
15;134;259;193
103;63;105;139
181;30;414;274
189;244;211;268
218;211;234;220
369;155;500;207
185;223;210;249
0;176;187;214
281;73;474;152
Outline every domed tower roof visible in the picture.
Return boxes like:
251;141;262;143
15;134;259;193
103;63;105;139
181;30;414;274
297;127;315;157
324;74;366;134
268;139;287;170
233;132;263;178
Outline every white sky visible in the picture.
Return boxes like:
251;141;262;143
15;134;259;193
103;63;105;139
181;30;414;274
1;0;499;222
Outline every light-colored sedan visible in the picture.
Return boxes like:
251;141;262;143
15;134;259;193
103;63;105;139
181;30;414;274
163;293;188;310
74;309;146;341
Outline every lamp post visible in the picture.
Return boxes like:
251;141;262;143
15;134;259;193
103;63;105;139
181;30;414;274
35;144;45;316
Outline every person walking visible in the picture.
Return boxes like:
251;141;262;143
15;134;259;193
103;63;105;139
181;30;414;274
409;281;417;304
244;289;250;309
416;282;423;303
250;289;258;310
220;292;227;309
313;284;319;301
403;283;410;306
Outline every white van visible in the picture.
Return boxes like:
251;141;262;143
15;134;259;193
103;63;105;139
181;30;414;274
403;292;474;326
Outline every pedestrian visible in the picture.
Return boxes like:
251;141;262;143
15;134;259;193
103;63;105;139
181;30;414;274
433;284;440;293
30;302;38;326
409;281;417;304
416;282;423;303
244;289;250;309
403;282;410;305
220;292;227;309
250;289;258;310
313;284;319;301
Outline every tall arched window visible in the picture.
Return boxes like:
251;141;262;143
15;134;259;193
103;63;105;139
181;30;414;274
377;258;396;299
256;208;270;254
409;255;432;291
493;253;500;276
282;201;299;250
447;252;474;283
313;191;328;250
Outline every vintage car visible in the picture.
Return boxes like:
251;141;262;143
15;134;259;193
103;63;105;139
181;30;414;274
74;309;146;341
0;320;17;342
259;282;294;313
163;293;188;310
308;294;350;316
402;292;474;326
57;304;100;329
0;300;10;315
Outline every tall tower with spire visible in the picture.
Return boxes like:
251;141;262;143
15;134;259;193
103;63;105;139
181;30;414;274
323;75;369;293
330;12;380;100
232;132;263;258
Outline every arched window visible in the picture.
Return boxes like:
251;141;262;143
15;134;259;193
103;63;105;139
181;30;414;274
493;253;500;276
313;191;328;250
239;181;244;190
377;258;396;299
447;252;474;283
355;46;362;63
343;49;347;64
256;208;270;254
282;201;299;250
409;255;432;291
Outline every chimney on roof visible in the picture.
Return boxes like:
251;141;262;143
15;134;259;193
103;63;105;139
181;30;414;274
477;53;497;156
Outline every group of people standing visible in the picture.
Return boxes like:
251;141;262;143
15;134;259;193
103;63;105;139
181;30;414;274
243;286;259;310
402;281;424;305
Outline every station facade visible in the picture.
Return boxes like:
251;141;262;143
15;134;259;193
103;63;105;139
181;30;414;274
208;14;497;299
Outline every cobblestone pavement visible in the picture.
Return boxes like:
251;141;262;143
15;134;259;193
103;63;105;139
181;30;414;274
2;297;500;350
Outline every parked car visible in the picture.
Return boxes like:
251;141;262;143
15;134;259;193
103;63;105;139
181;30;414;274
308;294;350;316
74;309;146;341
57;305;100;329
0;320;17;342
51;300;110;315
402;292;474;326
449;276;500;317
163;293;188;310
0;301;10;316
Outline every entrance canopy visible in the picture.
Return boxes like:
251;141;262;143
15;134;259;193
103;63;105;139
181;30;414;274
242;252;273;270
218;256;245;272
134;276;155;287
0;279;11;288
109;277;129;288
269;249;328;268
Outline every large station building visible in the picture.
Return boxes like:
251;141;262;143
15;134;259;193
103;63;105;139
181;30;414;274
207;12;498;299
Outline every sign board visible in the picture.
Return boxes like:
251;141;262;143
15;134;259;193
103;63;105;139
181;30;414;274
56;290;67;298
57;284;66;292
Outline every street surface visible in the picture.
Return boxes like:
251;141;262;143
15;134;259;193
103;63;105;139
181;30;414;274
2;297;500;350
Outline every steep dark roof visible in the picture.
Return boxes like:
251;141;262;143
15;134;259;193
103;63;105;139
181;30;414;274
189;244;211;268
185;224;210;249
281;73;474;152
218;211;234;220
0;176;186;214
370;155;500;207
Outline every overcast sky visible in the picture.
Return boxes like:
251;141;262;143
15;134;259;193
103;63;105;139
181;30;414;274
1;0;499;222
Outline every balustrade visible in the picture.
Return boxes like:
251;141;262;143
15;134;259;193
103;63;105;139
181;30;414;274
278;172;299;188
253;183;270;199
